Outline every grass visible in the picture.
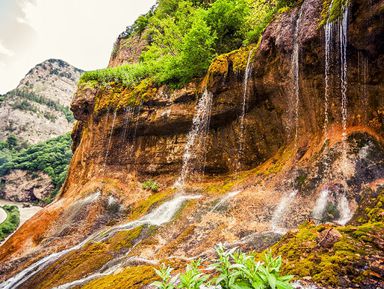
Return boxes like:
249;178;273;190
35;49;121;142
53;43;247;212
0;205;20;242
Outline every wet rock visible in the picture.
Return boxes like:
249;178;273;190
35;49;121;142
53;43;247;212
317;228;342;248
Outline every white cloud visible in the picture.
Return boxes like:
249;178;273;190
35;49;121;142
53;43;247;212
0;41;14;56
0;0;156;93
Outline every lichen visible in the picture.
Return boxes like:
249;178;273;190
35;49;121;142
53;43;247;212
265;186;384;288
76;265;159;289
320;0;350;26
27;227;144;289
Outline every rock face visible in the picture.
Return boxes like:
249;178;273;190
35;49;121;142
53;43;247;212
0;0;383;288
108;33;148;67
0;59;83;144
0;170;53;203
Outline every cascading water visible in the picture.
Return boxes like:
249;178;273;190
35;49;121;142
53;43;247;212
324;11;334;142
312;189;330;222
340;6;349;163
104;109;118;166
271;190;298;234
0;194;201;289
211;190;241;212
336;193;352;225
96;194;201;242
271;6;303;233
237;49;255;170
174;88;213;191
291;7;303;148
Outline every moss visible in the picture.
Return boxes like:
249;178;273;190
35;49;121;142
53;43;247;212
266;220;384;287
91;78;158;114
320;0;350;26
159;225;196;256
77;265;158;289
351;187;384;225
208;44;259;81
128;189;174;221
28;226;144;289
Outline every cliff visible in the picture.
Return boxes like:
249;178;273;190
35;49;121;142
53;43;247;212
0;0;383;288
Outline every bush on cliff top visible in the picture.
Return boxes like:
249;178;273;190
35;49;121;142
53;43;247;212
80;0;298;90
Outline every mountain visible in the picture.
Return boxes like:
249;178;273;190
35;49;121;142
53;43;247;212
0;59;83;145
0;0;383;289
0;59;82;204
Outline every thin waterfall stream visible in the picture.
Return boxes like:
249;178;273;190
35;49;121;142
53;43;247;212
0;194;201;289
174;88;213;191
271;6;303;233
104;109;118;166
237;48;255;170
340;6;349;164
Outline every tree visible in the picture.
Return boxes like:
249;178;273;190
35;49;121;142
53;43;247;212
6;135;18;149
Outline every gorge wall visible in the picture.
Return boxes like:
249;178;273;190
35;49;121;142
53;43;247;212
0;0;383;288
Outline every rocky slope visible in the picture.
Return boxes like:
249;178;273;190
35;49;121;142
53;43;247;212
0;0;383;288
0;59;83;145
0;60;82;204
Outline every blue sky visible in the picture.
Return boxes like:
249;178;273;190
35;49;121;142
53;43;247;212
0;0;156;94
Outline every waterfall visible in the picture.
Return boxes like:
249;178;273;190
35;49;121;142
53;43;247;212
291;7;303;148
270;7;303;234
0;195;201;289
271;190;298;234
336;193;352;225
104;109;117;166
358;51;369;123
312;189;330;222
238;49;255;169
174;88;213;191
324;16;334;142
340;6;349;161
210;190;241;212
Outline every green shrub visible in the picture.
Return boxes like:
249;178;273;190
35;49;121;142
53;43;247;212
6;89;75;123
0;133;72;200
142;180;160;192
0;205;20;241
153;246;294;289
82;0;287;89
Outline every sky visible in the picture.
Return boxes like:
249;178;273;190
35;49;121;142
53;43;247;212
0;0;156;94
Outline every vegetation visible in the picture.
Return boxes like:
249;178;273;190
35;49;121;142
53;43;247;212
6;89;74;122
0;205;20;242
321;0;350;25
153;246;294;289
269;187;384;287
142;179;160;192
80;0;299;90
0;134;72;200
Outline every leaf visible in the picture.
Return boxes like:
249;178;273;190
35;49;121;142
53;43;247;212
267;274;277;289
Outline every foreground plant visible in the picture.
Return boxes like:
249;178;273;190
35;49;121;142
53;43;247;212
152;245;294;289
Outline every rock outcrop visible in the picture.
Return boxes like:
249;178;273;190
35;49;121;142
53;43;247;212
0;59;83;144
0;0;383;288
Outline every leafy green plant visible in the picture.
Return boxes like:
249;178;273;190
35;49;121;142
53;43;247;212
142;180;160;192
153;246;294;289
152;265;177;289
179;260;210;289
